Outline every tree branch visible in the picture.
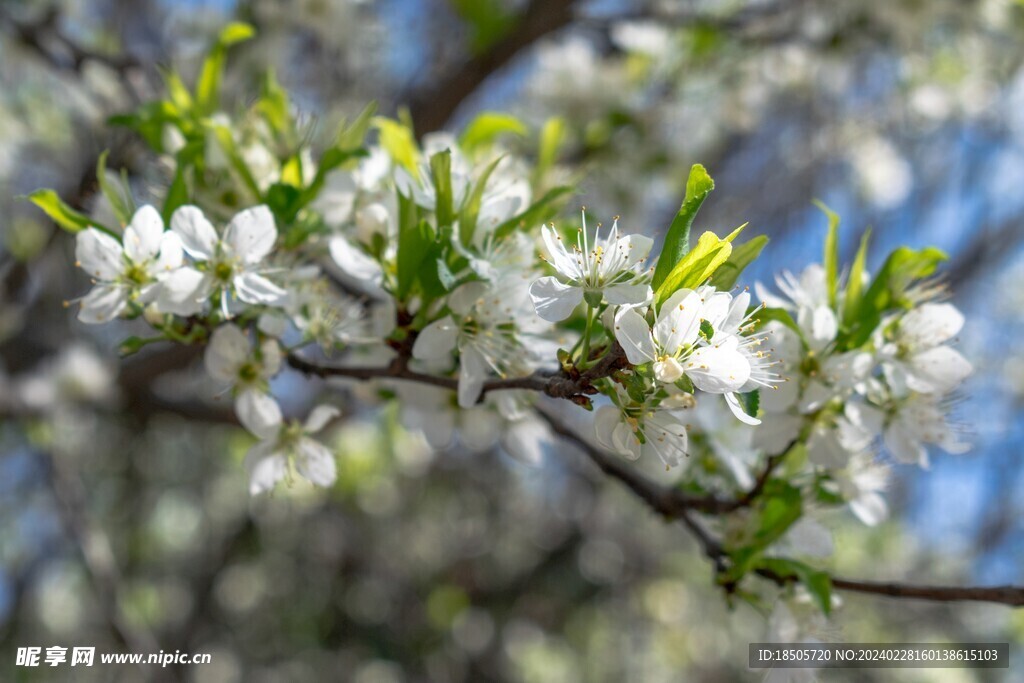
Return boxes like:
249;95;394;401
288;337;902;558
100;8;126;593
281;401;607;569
406;0;577;134
538;408;1024;609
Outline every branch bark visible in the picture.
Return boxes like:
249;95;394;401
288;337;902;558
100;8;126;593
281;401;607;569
406;0;577;134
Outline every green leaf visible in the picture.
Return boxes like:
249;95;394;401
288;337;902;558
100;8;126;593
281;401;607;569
26;190;113;236
460;112;526;151
163;164;190;223
195;22;255;116
709;235;768;290
493;186;574;239
450;0;513;51
258;69;293;138
374;117;419;173
162;68;194;113
654;230;733;305
430;150;455;229
651;164;715;290
742;389;760;419
397;219;436;300
754;481;803;549
699;318;715;342
336;101;378;151
813;200;840;309
534;116;566;186
96;150;134;226
756;558;833;616
841;228;872;327
208;123;262;198
840;245;947;349
458;156;503;246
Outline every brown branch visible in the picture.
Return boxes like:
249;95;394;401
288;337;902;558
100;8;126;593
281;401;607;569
538;409;1024;609
406;0;577;134
287;342;627;405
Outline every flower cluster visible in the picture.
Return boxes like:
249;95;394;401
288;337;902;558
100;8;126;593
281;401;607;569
29;25;975;615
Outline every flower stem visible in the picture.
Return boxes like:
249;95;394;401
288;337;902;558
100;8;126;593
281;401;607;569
579;303;595;368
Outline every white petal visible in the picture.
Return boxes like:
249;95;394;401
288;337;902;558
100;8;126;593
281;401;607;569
502;418;548;466
304;405;341;433
329;236;384;284
541;224;580;279
617;233;653;269
784;518;834;557
613;306;657;365
685;337;750;394
798;304;838;351
75;228;123;280
235;390;282;439
457;343;490;408
603;282;652;306
225;205;277;264
459;407;502;451
155;267;208;316
724;391;761;426
654;289;702;353
755;414;803;454
234;272;287;305
296;438;337;488
850;492;888;526
412;318;459;360
529;277;583;322
244;444;287;495
900;302;964;347
154;231;184;272
123;205;164;262
259;339;282;378
906;346;972;394
77;284;128;324
654;357;684;383
884;422;927;466
170;205;218;260
447;281;489;316
205;324;249;382
594;406;622;452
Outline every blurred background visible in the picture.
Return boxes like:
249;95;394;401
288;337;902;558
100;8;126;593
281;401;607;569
2;0;1024;681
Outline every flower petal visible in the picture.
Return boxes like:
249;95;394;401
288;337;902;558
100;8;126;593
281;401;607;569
235;389;282;439
225;205;277;264
685;337;750;394
234;272;287;305
724;391;761;426
541;225;580;280
304;405;341;433
123;205;164;262
75;228;123;281
604;282;652;306
77;284;128;324
457;343;489;408
155;267;208;316
529;277;583;322
654;288;702;353
613;306;657;365
900;302;964;347
205;324;249;382
329;235;384;284
412;318;459;360
170;205;218;260
296;438;337;488
906;346;972;394
244;443;287;495
154;231;184;272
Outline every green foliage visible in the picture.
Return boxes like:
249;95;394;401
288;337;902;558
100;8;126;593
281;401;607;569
534;117;566;187
493;186;574;239
460;112;526;152
709;235;769;290
741;389;760;419
756;557;834;615
195;22;256;116
374;117;419;173
653;225;744;306
96;151;135;226
26;190;113;237
459;156;504;245
449;0;514;52
651;164;715;290
429;150;455;229
842;228;872;327
814;200;840;308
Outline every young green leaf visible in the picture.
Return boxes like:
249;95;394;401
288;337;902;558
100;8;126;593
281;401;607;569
533;116;566;187
493;186;573;239
373;117;419;173
654;230;733;305
651;164;715;290
459;155;503;245
709;235;769;290
756;557;833;616
841;228;872;327
397;219;436;300
96;151;134;226
429;150;455;229
26;190;113;236
459;112;526;151
813;199;840;308
195;22;256;115
336;101;378;151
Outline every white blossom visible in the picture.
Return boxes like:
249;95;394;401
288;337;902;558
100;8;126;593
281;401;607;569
73;205;184;323
530;213;653;322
